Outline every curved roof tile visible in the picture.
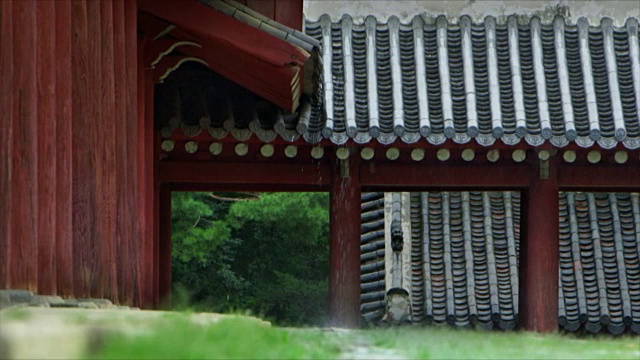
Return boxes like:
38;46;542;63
307;15;640;148
361;191;640;333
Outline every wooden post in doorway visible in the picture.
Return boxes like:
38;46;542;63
329;151;361;328
519;152;559;332
159;183;172;309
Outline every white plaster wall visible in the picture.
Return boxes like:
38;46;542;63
304;0;639;25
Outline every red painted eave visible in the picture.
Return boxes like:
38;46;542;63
139;0;308;112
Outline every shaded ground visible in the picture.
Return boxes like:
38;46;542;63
1;308;638;359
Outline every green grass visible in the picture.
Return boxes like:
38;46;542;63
92;315;342;359
363;326;640;359
90;314;640;360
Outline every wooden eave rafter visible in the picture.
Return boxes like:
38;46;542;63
139;0;308;113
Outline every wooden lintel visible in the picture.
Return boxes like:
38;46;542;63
360;163;531;189
171;182;330;193
158;161;331;187
559;165;640;191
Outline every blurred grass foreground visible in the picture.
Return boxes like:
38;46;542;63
1;307;639;360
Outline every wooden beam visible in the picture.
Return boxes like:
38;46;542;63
37;0;57;294
158;183;172;309
559;165;640;191
54;0;73;298
360;163;530;189
329;154;362;328
519;157;559;332
170;183;330;193
158;161;331;187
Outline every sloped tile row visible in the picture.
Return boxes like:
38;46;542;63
559;192;640;334
361;191;640;333
360;192;387;322
307;16;640;148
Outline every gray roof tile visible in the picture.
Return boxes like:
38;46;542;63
362;191;640;334
309;15;640;148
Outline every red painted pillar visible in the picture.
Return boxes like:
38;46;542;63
519;154;559;332
158;183;172;309
329;152;361;328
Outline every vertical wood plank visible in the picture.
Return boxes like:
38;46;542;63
329;154;362;328
71;0;94;298
151;76;160;308
100;0;117;302
519;157;560;332
86;0;104;299
125;0;139;305
246;0;275;19
112;0;129;305
0;0;14;288
36;0;57;294
274;0;303;30
159;183;172;308
136;34;147;307
55;0;74;297
137;34;155;309
11;0;39;291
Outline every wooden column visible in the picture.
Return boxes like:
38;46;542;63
329;152;361;328
159;183;172;309
519;154;559;332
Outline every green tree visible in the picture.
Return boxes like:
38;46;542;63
171;192;329;325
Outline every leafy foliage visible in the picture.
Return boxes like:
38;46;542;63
171;192;329;326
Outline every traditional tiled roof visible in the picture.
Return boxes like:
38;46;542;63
307;15;640;148
201;0;320;52
361;191;640;334
156;63;319;143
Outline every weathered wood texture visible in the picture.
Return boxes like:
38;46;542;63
0;0;151;307
245;0;303;30
159;184;172;308
519;158;560;332
329;154;362;328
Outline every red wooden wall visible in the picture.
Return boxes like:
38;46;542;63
239;0;303;30
0;0;154;307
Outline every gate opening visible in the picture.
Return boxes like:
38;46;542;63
169;191;329;326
